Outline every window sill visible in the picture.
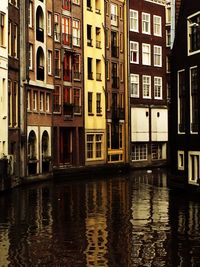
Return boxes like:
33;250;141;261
88;113;94;116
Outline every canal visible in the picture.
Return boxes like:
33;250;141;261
0;168;200;267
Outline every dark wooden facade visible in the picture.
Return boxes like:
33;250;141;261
170;0;200;186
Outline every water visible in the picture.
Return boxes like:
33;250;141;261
0;169;200;266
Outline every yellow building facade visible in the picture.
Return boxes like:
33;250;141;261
83;1;106;165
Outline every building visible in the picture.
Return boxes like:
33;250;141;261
0;1;8;159
8;0;20;179
170;1;200;186
129;0;168;168
52;0;84;168
19;0;54;178
83;0;106;165
105;0;129;164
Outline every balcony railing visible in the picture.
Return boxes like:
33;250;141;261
37;66;44;81
96;73;101;81
36;27;44;42
62;33;72;46
63;69;72;82
111;46;119;58
96;40;101;48
112;76;119;88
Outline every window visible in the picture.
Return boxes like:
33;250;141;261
28;1;33;28
86;134;103;160
178;70;186;133
62;16;71;46
40;92;44;111
48;50;52;75
72;19;80;46
151;143;162;160
166;28;171;46
154;77;162;99
33;91;38;111
63;0;71;10
87;24;92;46
142;12;150;34
142;43;151;65
120;63;123;82
73;0;80;5
87;0;92;11
73;54;81;80
54;14;60;42
166;4;171;24
87;134;94;159
46;93;50;112
143;75;151;98
130;10;138;32
47;12;52;36
111;3;118;26
130;74;139;98
27;90;31;111
153;16;162;36
130;41;139;63
53;85;61;112
120;33;123;52
13;24;18;57
178;151;184;170
8;21;11;55
190;67;198;132
188;13;200;54
96;93;101;114
154;45;162;67
55;50;60;77
131;144;147;161
0;13;5;46
87;57;93;79
88;92;93;113
188;152;200;184
106;60;110;80
73;88;81;114
29;44;33;70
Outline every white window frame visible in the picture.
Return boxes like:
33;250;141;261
154;76;162;99
142;12;150;34
187;12;200;56
142;75;151;99
48;50;52;75
29;43;33;70
153;15;162;37
130;41;139;64
131;144;148;161
47;12;52;36
177;150;184;170
130;74;139;98
130;9;138;32
154;45;162;67
142;43;151;66
46;93;50;112
188;151;200;185
40;92;44;111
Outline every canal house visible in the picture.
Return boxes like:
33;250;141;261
170;0;200;186
129;0;168;168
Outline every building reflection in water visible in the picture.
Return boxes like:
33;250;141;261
1;170;200;266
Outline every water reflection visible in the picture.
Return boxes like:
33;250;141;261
1;170;200;266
